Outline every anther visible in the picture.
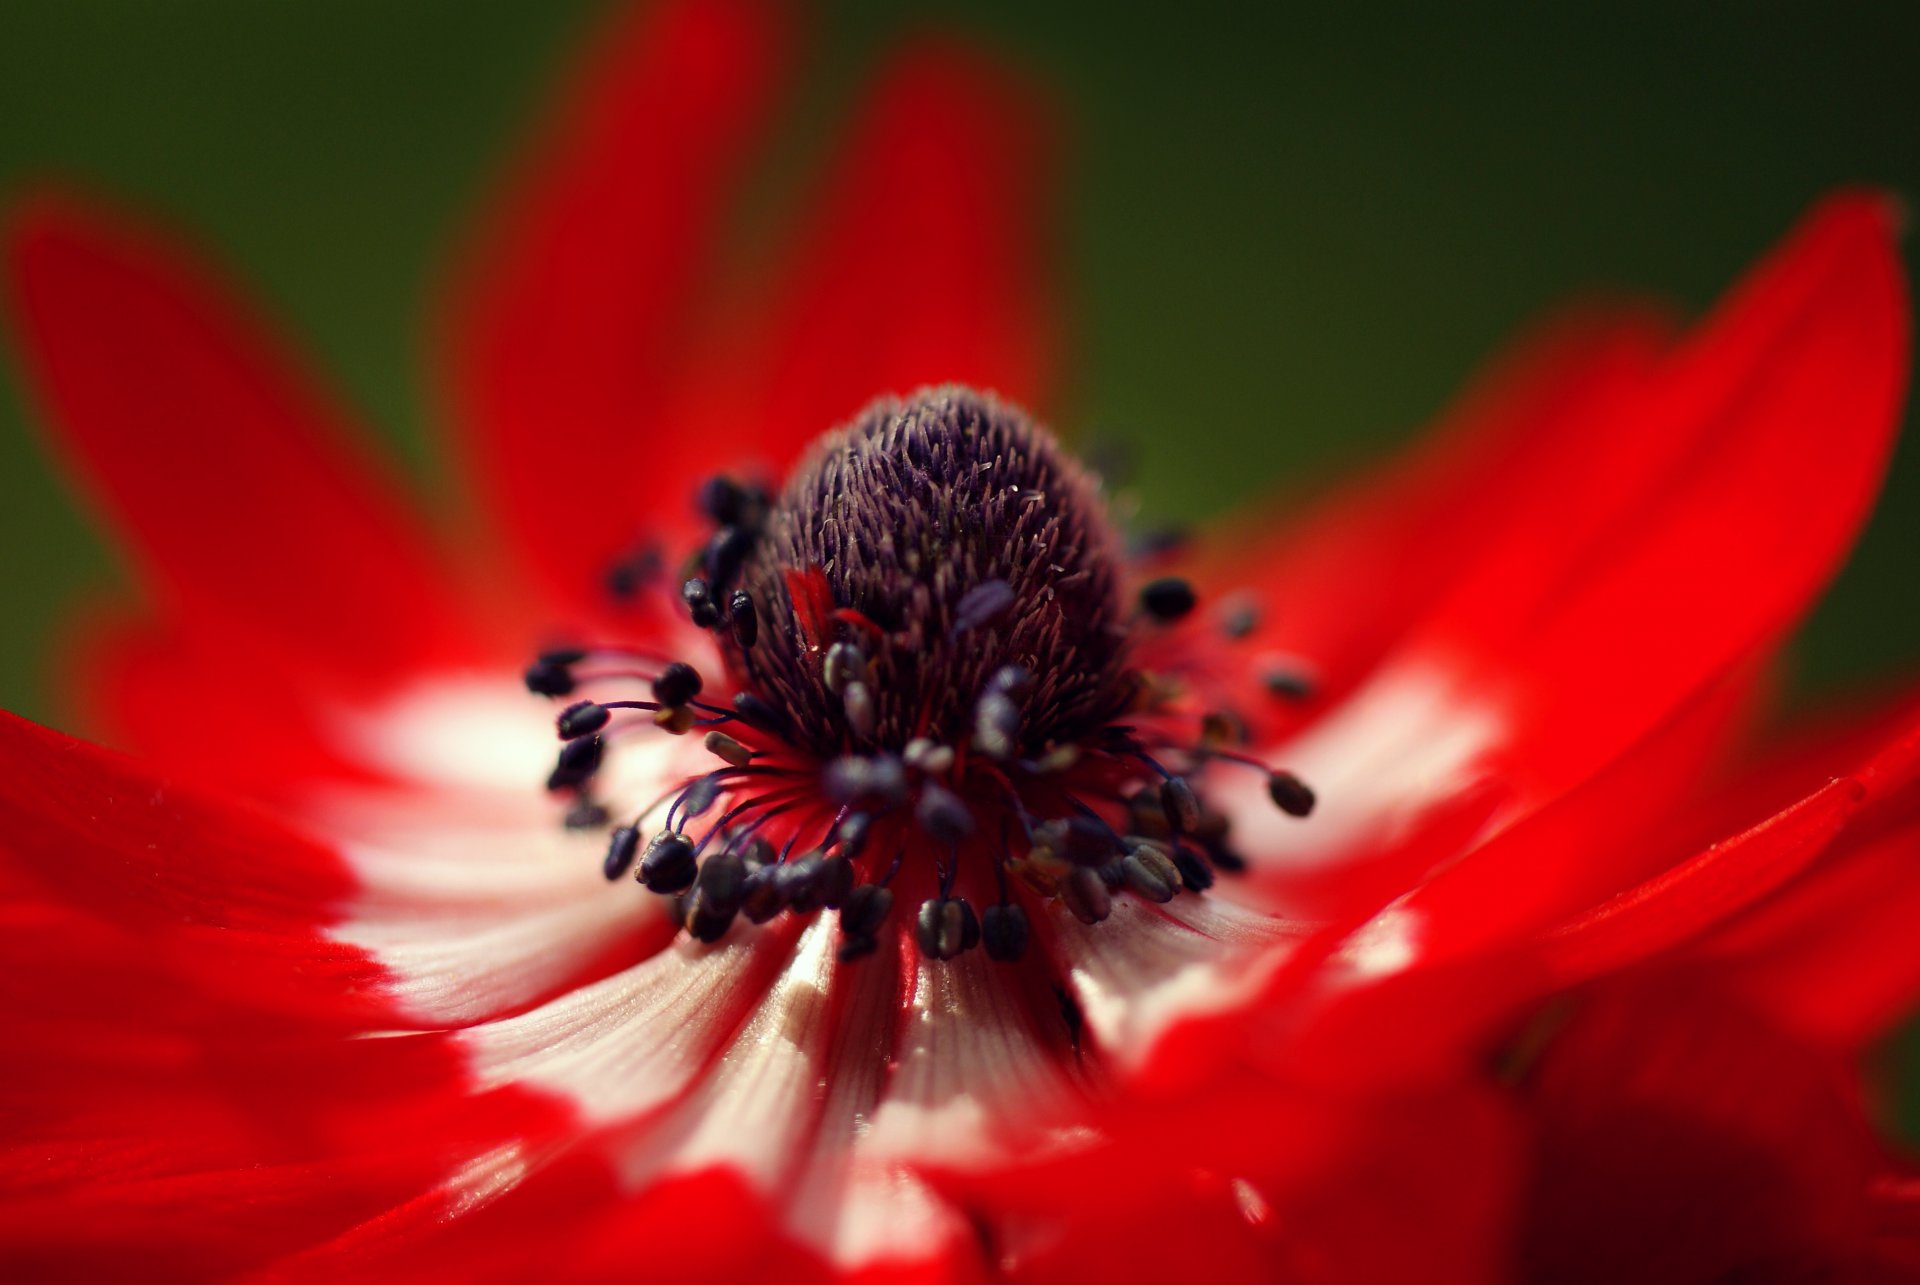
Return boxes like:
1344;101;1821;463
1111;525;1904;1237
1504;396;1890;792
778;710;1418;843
679;774;721;820
988;664;1035;704
728;590;758;649
1267;770;1317;818
981;902;1030;962
1061;867;1113;925
973;689;1021;759
651;661;702;708
697;475;756;527
839;883;894;940
835;813;872;858
538;646;589;667
685;850;749;943
1262;665;1316;702
557;700;610;739
547;736;604;791
1172;847;1215;891
903;738;955;774
565;798;610;830
816;854;856;908
823;642;871;696
602;826;641;881
703;730;753;768
915;896;980;960
1120;841;1181;903
825;755;909;807
917;783;975;845
842;681;876;738
1160;776;1201;833
704;526;753;588
775;854;827;913
638;831;698;894
732;691;790;737
682;577;721;628
1220;595;1260;640
1139;576;1198;622
524;661;575;697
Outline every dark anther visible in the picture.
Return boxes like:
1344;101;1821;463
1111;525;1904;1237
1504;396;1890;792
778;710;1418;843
1061;866;1113;925
1121;841;1181;903
1262;667;1316;702
817;854;856;909
703;730;753;768
697;475;754;527
565;798;610;830
728;590;758;648
1138;576;1198;622
704;525;753;588
840;884;895;940
915;896;981;961
837;936;880;963
981;902;1030;962
538;646;588;667
1173;848;1215;892
1207;843;1248;873
547;735;604;791
917;783;975;844
1267;770;1317;818
557;700;610;739
1160;776;1201;833
638;831;698;894
973;690;1021;760
681;775;722;819
835;813;872;858
741;869;787;925
1040;816;1119;866
1097;860;1126;890
732;691;790;737
952;578;1015;635
651;661;703;708
685;851;749;943
824;755;908;808
524;661;575;697
603;826;641;881
774;854;826;913
682;578;721;628
604;546;662;600
842;681;877;738
1220;596;1261;640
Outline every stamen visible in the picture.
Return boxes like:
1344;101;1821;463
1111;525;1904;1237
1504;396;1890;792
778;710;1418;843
1138;576;1198;622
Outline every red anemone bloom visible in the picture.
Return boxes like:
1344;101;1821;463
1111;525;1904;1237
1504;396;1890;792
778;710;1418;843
3;2;1918;1281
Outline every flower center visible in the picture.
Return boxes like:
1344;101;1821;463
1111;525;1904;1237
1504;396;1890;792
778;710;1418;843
524;385;1319;966
742;389;1131;758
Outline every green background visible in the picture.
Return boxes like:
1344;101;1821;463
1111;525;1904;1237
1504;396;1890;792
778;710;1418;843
1;0;1919;1136
4;2;1919;720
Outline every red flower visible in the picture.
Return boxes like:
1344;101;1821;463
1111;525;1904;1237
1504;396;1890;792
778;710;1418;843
2;2;1916;1280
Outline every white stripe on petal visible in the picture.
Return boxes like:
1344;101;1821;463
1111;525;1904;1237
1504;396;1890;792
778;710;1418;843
865;948;1092;1167
460;924;798;1124
1051;894;1297;1072
1225;659;1503;871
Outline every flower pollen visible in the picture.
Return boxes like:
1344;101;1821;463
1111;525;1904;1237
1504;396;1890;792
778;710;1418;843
529;385;1315;967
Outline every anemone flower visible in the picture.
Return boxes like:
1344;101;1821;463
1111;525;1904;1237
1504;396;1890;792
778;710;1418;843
3;1;1917;1281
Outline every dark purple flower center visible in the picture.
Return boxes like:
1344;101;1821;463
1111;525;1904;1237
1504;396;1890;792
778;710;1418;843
742;389;1133;758
525;385;1319;966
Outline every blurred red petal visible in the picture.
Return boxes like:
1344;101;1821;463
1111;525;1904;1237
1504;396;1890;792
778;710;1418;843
441;0;794;608
4;194;475;693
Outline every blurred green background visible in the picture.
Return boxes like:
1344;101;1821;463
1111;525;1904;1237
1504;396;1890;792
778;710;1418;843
3;0;1919;723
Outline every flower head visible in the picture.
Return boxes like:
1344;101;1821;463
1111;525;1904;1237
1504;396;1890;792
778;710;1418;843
3;2;1918;1281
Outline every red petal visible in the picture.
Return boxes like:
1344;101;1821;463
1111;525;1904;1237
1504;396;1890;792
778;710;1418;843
1436;193;1909;800
1515;979;1890;1283
440;0;794;607
0;713;550;1277
1195;305;1672;722
704;41;1062;462
4;194;475;693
